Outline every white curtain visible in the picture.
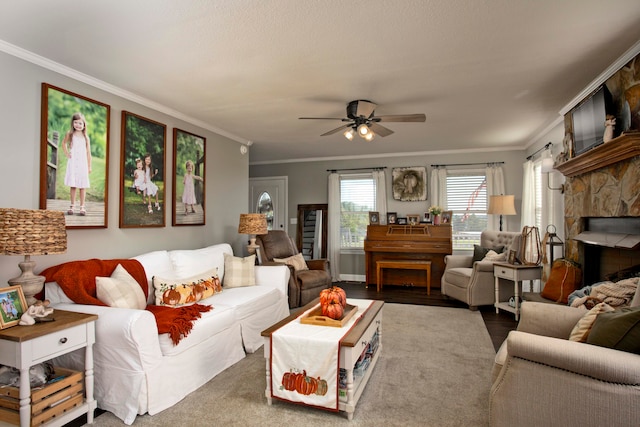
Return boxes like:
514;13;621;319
429;167;448;208
327;173;341;281
485;165;506;230
373;169;387;222
521;160;536;228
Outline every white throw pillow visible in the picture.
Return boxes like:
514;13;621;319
273;253;309;271
223;253;256;288
482;250;507;262
96;264;147;310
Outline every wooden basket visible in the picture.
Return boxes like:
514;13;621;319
300;303;358;327
0;367;83;426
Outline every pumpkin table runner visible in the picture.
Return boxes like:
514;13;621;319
270;299;373;411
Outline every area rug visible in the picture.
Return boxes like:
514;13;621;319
86;304;495;426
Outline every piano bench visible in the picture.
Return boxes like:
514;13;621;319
376;260;432;295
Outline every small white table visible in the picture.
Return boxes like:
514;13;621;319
494;263;542;321
0;310;97;427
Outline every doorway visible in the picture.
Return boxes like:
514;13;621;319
249;176;288;230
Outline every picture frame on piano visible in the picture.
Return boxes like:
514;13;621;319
422;212;433;223
396;217;408;225
369;211;380;225
387;212;397;224
407;214;420;225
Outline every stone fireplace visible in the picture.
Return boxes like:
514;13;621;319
557;133;640;285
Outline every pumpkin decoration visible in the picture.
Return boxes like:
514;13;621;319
295;370;318;395
281;371;297;391
162;287;180;305
320;286;347;308
315;378;328;396
322;300;345;320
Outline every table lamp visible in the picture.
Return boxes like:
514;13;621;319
238;213;268;254
487;195;516;231
0;208;67;306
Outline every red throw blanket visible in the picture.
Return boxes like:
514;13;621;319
41;259;212;345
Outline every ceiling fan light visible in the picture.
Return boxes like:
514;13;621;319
344;128;355;140
357;124;370;136
364;131;375;141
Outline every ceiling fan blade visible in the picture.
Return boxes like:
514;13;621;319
355;100;377;118
321;124;352;136
299;117;347;120
368;122;394;137
374;113;426;122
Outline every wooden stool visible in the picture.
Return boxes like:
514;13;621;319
376;260;432;295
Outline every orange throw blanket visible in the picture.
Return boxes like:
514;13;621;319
41;259;212;345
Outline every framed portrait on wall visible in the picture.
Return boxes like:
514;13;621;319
392;166;427;201
119;111;167;228
172;128;206;226
40;83;110;229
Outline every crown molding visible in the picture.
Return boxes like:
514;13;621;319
0;39;248;145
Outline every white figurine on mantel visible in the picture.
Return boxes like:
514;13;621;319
603;115;616;143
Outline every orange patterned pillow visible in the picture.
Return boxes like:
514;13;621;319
152;268;221;307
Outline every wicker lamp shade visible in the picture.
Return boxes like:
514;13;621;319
0;208;68;306
0;208;67;255
238;213;268;235
238;213;267;256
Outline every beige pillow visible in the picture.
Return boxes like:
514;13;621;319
568;302;615;342
96;264;147;310
273;253;309;271
222;253;256;288
152;268;221;307
482;250;507;262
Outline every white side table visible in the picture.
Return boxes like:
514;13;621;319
0;309;97;427
494;263;542;321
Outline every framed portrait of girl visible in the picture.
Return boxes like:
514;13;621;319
172;129;206;226
40;83;111;229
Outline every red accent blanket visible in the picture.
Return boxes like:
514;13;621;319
41;259;212;345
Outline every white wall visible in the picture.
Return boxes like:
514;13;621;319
0;51;249;285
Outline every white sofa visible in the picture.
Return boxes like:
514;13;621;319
44;243;290;425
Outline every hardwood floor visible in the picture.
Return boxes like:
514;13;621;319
338;281;518;351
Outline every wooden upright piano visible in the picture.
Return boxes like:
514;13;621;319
364;224;452;289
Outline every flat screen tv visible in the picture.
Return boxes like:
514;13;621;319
571;86;607;156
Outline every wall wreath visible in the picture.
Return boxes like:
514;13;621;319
392;167;427;201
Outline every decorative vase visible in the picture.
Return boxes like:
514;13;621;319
433;215;440;225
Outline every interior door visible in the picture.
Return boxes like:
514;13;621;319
249;176;288;230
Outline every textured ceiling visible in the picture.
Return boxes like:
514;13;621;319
1;0;640;163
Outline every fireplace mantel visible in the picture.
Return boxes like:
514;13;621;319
556;132;640;177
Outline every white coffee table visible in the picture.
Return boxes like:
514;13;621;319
261;298;383;420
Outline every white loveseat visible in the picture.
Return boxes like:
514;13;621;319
44;243;290;425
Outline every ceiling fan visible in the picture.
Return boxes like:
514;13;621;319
299;100;426;141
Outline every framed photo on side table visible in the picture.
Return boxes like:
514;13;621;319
441;211;453;224
0;286;27;329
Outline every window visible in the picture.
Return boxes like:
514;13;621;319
533;162;543;230
446;171;487;251
340;174;376;249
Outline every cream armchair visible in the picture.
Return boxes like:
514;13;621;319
441;230;520;309
490;301;640;427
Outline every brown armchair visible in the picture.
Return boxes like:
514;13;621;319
256;230;331;308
